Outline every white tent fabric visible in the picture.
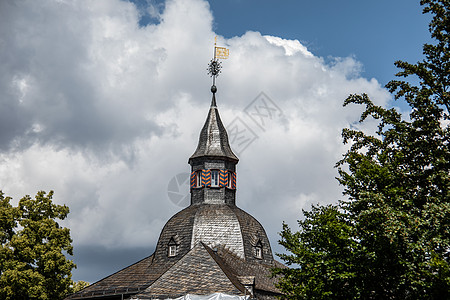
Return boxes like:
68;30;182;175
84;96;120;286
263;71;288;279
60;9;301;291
173;293;249;300
132;293;250;300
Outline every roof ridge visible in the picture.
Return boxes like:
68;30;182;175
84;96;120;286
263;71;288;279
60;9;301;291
136;242;246;297
201;243;248;295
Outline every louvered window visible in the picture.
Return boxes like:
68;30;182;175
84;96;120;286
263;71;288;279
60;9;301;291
168;245;177;257
254;242;263;259
195;170;202;187
211;170;219;187
168;236;179;257
227;171;233;188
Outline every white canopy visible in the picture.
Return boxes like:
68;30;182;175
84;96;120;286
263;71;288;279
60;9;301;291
132;293;250;300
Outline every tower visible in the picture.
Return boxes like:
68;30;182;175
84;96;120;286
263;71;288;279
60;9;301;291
189;40;238;206
150;89;275;268
189;92;239;206
66;44;284;300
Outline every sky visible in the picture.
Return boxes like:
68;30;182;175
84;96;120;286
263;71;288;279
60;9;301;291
0;0;432;284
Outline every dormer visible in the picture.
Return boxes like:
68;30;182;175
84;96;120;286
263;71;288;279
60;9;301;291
167;235;181;257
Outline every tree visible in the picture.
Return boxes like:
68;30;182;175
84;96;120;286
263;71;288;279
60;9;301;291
0;190;76;300
274;205;358;299
274;0;449;298
71;280;90;293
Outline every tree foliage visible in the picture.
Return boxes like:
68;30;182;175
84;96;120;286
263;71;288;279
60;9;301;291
71;280;90;293
274;0;449;298
275;205;358;299
0;190;76;300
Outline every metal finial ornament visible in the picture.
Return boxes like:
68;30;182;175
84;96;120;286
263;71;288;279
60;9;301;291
207;59;221;94
207;36;229;94
207;59;222;78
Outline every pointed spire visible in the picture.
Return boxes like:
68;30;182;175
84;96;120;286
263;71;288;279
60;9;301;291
211;93;216;107
189;96;238;163
189;107;238;163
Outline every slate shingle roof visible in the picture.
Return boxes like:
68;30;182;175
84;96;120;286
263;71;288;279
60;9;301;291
65;255;155;299
67;244;284;299
189;95;239;164
132;242;284;299
67;204;282;299
208;245;285;294
152;204;274;266
135;243;246;299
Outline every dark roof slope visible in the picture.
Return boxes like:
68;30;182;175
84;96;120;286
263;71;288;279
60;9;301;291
65;255;155;299
229;205;274;265
66;203;283;299
189;95;239;163
135;243;245;299
66;244;284;300
134;243;283;299
210;245;284;294
153;204;274;264
153;205;197;264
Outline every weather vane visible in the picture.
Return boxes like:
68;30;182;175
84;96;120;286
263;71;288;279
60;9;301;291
207;36;229;94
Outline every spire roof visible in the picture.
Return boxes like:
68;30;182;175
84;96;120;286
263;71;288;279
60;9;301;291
189;94;238;163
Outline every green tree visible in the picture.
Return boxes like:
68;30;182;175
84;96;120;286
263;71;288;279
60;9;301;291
71;280;90;293
0;190;76;299
274;0;449;298
274;205;358;299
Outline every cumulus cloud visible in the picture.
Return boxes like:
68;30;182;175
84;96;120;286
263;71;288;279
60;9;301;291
0;0;390;282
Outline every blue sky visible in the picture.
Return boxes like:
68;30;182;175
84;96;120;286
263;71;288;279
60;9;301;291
134;0;431;87
0;0;433;284
212;1;430;85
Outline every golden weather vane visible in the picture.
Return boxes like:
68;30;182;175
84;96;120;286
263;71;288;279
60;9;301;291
207;36;229;94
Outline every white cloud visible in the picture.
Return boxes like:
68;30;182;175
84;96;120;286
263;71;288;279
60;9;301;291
264;35;313;57
0;0;391;282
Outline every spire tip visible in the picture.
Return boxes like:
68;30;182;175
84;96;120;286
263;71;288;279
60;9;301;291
211;93;217;107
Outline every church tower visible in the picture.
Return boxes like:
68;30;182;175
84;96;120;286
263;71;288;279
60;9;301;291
66;44;284;300
189;92;238;205
151;86;274;266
